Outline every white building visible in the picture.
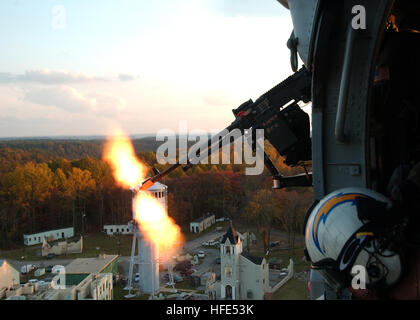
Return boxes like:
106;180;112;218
220;224;270;300
42;236;83;256
125;181;168;296
0;260;20;292
146;181;167;210
190;213;216;233
103;224;131;235
1;256;117;300
23;227;74;246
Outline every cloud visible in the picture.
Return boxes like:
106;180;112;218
23;86;96;113
22;85;126;116
23;70;106;84
91;93;127;116
0;69;135;84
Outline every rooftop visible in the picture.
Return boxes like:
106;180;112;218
191;213;215;224
65;255;118;274
221;224;239;244
147;181;167;191
241;252;264;265
0;259;19;273
23;226;73;237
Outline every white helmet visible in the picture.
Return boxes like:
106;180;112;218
305;187;403;291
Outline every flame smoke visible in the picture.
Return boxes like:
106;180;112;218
134;192;182;248
103;130;145;188
103;129;183;258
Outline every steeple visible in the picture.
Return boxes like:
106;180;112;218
221;221;239;244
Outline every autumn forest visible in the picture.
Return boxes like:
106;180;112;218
0;138;313;251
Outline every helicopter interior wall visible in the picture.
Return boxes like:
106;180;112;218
311;0;393;200
287;0;321;70
369;16;420;196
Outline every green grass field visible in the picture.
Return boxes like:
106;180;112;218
0;245;41;261
272;278;309;300
0;233;134;261
174;279;196;291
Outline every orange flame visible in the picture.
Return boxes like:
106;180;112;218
134;192;183;250
103;129;183;259
103;130;145;188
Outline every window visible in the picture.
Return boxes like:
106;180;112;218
62;232;64;238
226;246;231;254
225;267;232;278
116;228;119;233
247;290;253;299
110;229;113;233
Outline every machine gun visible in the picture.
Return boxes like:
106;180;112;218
135;67;313;192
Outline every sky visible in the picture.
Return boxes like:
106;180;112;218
0;0;299;138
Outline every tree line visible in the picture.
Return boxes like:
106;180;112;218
0;139;313;251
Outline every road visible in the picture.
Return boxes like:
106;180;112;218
184;231;225;252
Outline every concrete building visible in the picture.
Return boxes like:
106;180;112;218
64;254;118;276
46;272;113;300
23;227;74;246
103;224;131;235
0;260;20;296
190;213;216;233
55;254;117;300
125;181;168;296
1;256;117;300
42;235;83;256
137;232;159;294
4;273;114;300
220;224;270;300
147;181;168;209
2;283;38;300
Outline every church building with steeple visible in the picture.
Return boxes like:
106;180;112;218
220;223;270;300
